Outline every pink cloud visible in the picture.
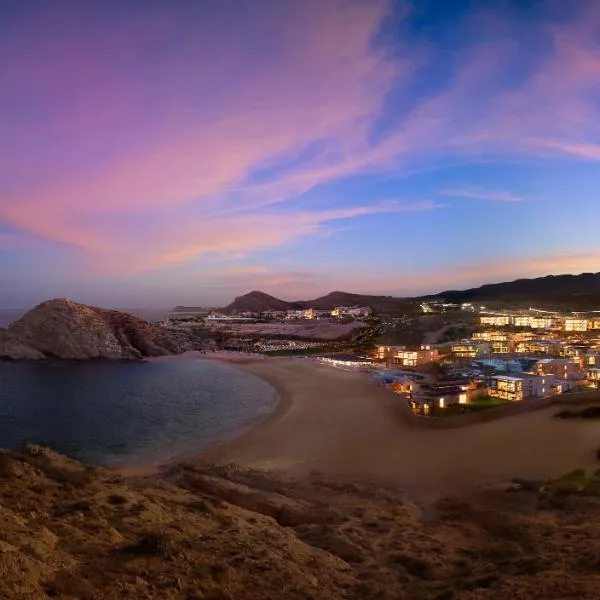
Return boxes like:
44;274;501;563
65;200;442;275
439;188;526;203
2;0;600;284
0;0;408;265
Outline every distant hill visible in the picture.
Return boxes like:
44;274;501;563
219;272;600;315
221;290;415;315
425;272;600;308
222;291;296;313
297;291;414;314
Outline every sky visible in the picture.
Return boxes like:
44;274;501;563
1;0;600;308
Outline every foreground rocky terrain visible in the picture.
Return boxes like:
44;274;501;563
0;299;207;360
2;445;600;599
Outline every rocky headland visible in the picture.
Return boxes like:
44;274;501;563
0;298;207;360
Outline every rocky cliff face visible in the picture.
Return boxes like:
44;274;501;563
0;298;202;360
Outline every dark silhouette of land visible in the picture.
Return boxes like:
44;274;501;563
221;271;600;314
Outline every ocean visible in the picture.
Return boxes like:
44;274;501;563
0;355;277;467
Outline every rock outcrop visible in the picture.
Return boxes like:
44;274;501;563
0;298;202;360
0;330;45;360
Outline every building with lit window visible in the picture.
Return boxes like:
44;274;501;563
489;374;554;401
392;345;440;367
375;345;439;366
586;353;600;367
530;317;555;329
513;331;537;342
533;358;582;380
589;319;600;330
515;340;561;356
450;341;490;358
411;380;470;413
562;345;589;361
331;306;372;318
473;331;510;342
490;340;512;354
511;316;555;329
512;316;531;327
552;379;577;394
375;345;405;361
564;318;589;332
587;369;600;388
318;354;375;369
480;315;511;327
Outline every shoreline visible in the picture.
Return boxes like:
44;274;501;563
115;352;287;477
116;352;600;499
194;353;600;496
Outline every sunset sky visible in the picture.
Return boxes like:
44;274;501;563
1;0;600;308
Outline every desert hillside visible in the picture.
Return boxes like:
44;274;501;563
2;445;600;599
427;272;600;308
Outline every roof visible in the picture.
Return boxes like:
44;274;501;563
490;375;529;382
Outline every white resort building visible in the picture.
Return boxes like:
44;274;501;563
489;374;555;401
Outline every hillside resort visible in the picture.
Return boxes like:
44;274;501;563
161;288;600;418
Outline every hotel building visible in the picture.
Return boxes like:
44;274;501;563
589;319;600;330
473;331;510;342
564;318;589;332
450;341;490;358
489;374;554;401
376;345;439;367
514;340;561;356
530;317;555;329
490;340;512;354
587;368;600;388
512;315;531;327
480;315;511;327
533;358;582;380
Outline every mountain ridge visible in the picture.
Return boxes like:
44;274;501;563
220;271;600;313
427;271;600;307
220;290;413;315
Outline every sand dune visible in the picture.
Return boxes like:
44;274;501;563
200;356;600;497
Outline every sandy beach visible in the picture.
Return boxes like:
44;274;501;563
198;355;600;496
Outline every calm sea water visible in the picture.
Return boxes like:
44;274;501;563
0;356;277;467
